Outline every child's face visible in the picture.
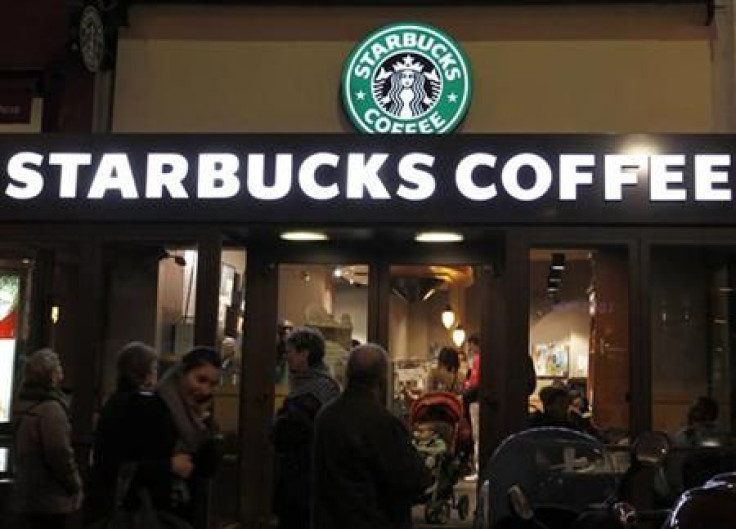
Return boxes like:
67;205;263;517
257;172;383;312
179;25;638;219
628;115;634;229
415;426;434;440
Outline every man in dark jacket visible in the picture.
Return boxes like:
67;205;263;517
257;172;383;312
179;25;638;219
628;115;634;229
312;343;432;529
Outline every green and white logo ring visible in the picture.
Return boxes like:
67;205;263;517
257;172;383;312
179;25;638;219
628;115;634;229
342;22;473;134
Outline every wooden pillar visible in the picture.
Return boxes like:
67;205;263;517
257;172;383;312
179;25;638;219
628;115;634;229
70;238;104;464
368;259;390;348
480;235;528;470
630;241;651;437
589;248;631;432
239;245;278;529
28;248;55;352
194;233;221;347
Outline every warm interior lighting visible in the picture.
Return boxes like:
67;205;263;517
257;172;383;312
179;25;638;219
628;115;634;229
415;232;464;243
452;324;466;347
280;231;329;241
51;306;60;324
441;305;456;329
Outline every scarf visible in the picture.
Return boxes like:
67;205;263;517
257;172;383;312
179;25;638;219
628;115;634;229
156;365;210;454
288;362;340;406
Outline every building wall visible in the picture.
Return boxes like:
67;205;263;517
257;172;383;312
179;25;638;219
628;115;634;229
113;5;713;133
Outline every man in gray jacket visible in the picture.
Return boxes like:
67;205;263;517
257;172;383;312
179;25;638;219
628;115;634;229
12;349;82;529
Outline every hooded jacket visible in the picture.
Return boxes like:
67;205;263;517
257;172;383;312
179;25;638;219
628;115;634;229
12;383;82;514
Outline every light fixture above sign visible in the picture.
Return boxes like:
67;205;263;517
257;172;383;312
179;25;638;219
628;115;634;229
279;231;328;241
341;21;472;134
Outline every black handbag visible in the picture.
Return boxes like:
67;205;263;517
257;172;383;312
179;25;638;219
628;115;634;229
90;464;192;529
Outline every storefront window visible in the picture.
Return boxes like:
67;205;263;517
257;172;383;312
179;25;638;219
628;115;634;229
529;248;630;443
96;244;195;397
275;263;368;408
651;247;734;439
211;247;246;526
0;271;23;425
388;264;478;420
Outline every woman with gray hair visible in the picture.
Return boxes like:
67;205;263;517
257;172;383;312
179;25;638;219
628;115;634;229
12;348;82;529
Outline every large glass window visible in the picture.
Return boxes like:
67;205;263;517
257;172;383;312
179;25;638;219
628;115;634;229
276;263;368;405
651;247;734;437
529;248;630;442
0;269;25;426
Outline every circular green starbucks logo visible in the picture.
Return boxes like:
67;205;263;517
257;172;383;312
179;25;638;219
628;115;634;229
342;22;472;134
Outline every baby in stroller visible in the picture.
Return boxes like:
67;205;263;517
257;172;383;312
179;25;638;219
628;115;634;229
410;392;471;524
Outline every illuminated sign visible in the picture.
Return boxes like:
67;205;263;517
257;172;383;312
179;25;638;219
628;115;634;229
342;22;472;134
0;134;736;226
2;150;731;202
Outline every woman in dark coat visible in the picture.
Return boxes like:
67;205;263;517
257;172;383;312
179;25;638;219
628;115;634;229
12;349;83;529
86;341;159;522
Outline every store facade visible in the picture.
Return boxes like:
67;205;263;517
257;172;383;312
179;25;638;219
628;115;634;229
1;2;733;528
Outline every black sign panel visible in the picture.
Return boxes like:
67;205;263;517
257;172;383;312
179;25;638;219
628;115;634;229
0;134;734;226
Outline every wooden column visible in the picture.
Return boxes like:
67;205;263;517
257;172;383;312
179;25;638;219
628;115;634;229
368;259;390;348
239;246;279;529
480;235;528;470
70;238;104;465
194;233;222;347
28;248;55;352
630;241;651;437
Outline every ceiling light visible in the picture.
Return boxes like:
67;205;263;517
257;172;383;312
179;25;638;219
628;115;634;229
280;231;328;241
415;232;464;243
333;268;343;278
452;324;467;348
441;305;456;329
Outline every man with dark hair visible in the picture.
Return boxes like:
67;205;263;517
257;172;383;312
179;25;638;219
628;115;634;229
312;343;431;529
272;326;340;529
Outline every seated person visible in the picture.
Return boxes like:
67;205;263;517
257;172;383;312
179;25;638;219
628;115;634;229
673;396;729;447
529;386;578;429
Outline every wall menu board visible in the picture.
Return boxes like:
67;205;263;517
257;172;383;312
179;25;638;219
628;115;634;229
0;273;20;423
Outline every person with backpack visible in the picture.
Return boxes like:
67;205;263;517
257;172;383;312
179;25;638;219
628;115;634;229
12;348;83;529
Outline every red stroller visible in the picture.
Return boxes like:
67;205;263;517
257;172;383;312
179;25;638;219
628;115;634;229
410;392;472;524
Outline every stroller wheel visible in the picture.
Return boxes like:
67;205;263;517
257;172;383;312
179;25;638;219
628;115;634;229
457;494;470;521
425;501;451;525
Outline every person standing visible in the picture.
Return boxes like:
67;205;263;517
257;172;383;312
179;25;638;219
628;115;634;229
312;343;432;529
463;334;481;480
96;346;220;529
85;341;158;524
272;326;340;529
12;349;83;529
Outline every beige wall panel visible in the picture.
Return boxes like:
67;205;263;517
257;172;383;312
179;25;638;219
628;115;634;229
114;39;712;133
114;6;712;133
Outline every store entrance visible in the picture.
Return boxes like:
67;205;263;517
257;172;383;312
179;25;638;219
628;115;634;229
388;263;480;527
267;245;491;529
